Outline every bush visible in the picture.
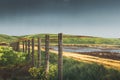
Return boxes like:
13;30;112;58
0;46;26;66
28;64;57;80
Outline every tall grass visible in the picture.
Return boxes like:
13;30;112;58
1;47;120;80
34;51;120;80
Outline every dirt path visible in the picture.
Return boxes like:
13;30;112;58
20;45;120;70
48;49;120;70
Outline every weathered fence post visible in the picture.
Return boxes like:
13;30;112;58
16;42;20;51
45;35;50;78
58;33;63;80
25;40;28;53
31;38;35;67
28;40;31;59
38;37;41;67
22;41;25;52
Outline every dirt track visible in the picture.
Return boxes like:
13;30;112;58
21;45;120;70
48;49;120;70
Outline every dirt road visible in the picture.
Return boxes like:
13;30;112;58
21;45;120;70
48;49;120;70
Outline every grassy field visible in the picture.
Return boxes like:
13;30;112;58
20;34;120;46
50;53;120;80
48;49;120;70
0;34;18;44
0;46;120;80
1;33;120;46
22;50;120;80
1;34;120;80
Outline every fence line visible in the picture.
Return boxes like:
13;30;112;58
10;33;63;80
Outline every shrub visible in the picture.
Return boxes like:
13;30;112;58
0;46;26;66
28;64;57;80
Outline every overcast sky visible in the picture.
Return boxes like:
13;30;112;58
0;0;120;38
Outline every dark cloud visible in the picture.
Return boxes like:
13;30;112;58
0;0;120;37
0;0;120;14
0;0;119;17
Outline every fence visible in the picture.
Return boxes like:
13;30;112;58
10;33;63;80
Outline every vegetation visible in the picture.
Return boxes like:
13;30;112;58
20;34;120;45
63;37;120;45
0;34;18;44
1;33;120;45
0;46;120;80
50;53;120;80
27;51;120;80
1;33;120;80
0;46;27;67
29;64;57;80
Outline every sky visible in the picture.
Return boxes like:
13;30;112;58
0;0;120;38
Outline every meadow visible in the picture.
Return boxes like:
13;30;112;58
0;34;120;80
1;34;120;46
0;46;120;80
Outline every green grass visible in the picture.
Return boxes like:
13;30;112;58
0;34;18;43
53;54;120;80
63;37;120;45
1;33;120;45
1;33;120;80
33;51;120;80
20;34;120;45
1;46;120;80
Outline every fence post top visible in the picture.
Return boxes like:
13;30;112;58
58;33;63;35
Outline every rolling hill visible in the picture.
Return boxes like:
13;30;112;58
0;33;120;46
20;34;120;45
0;34;18;44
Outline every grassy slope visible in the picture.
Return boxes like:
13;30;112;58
21;34;120;45
0;33;120;45
0;34;18;43
35;51;120;80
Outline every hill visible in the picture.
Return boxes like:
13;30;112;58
0;34;18;44
20;34;120;45
0;33;120;45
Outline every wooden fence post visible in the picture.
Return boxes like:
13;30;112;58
22;41;25;52
31;38;35;67
58;33;63;80
16;42;20;51
45;35;50;78
38;37;41;67
28;40;31;59
25;40;28;53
